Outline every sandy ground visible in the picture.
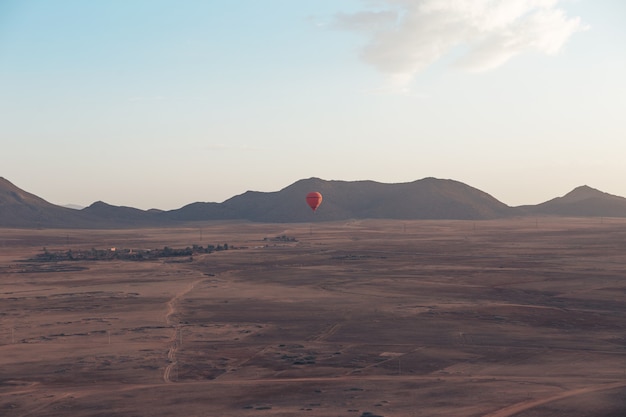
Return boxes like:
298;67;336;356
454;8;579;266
1;218;625;417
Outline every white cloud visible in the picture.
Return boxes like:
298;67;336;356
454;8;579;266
335;0;587;87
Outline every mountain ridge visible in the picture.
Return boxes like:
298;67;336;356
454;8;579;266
2;176;626;228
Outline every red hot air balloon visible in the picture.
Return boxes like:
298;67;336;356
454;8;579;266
306;192;323;212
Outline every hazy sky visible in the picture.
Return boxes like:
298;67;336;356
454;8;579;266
1;0;624;210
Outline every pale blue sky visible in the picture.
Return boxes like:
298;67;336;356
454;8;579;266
1;0;624;210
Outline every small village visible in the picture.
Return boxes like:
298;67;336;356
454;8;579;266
33;244;229;262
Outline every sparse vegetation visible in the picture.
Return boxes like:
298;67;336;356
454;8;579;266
263;235;297;242
31;244;230;262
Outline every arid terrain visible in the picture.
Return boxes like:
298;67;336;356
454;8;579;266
1;218;625;417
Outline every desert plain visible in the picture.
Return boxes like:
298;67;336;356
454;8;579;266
1;218;625;417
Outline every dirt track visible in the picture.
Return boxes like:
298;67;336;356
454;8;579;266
483;381;626;417
163;276;205;383
1;218;625;416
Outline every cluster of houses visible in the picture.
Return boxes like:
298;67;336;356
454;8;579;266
35;244;229;262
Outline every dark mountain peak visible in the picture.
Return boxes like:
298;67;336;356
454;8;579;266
0;177;49;206
562;185;612;201
87;201;111;209
571;184;596;192
84;201;151;215
281;177;334;191
523;185;626;217
82;199;165;226
0;177;97;228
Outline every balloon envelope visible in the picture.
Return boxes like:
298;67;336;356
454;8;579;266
306;192;323;212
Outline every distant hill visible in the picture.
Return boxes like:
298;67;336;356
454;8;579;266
164;177;512;222
63;204;85;210
520;185;626;217
0;177;94;228
3;176;626;228
82;201;168;227
0;177;166;228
